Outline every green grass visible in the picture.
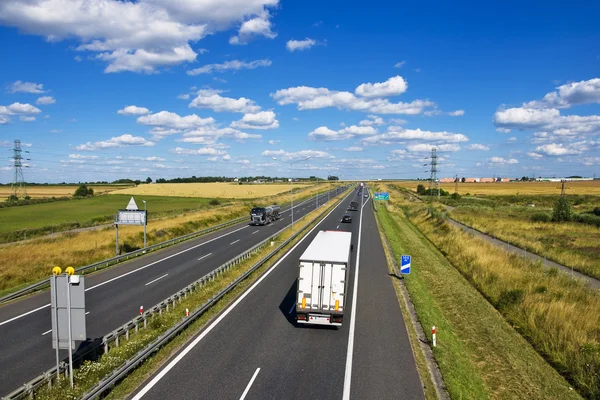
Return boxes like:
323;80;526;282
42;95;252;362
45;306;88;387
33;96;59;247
376;202;582;400
0;195;217;240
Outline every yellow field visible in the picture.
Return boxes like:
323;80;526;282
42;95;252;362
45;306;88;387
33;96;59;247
0;184;131;198
395;180;600;195
109;182;315;199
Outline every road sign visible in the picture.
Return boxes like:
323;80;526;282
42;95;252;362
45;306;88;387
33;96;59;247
126;196;139;210
374;192;389;200
50;275;86;349
401;255;411;274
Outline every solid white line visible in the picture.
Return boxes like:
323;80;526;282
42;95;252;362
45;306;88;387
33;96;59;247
131;191;350;400
41;329;52;336
252;230;259;235
197;253;212;261
230;239;240;245
239;368;261;400
0;304;50;327
288;303;295;315
342;192;366;400
145;274;169;286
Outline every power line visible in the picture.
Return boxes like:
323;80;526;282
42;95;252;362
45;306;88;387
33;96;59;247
11;139;28;198
428;147;440;198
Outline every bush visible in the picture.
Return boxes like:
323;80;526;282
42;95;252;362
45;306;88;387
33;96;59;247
592;207;600;217
552;196;572;222
574;213;600;228
209;199;220;206
497;289;525;311
416;184;426;195
73;185;94;198
450;192;461;200
531;212;551;223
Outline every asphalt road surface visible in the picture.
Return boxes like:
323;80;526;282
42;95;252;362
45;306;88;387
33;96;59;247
0;187;347;395
130;188;424;400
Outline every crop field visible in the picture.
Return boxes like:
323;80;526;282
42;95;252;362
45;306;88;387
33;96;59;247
109;182;313;199
397;180;600;195
0;184;131;198
0;195;214;238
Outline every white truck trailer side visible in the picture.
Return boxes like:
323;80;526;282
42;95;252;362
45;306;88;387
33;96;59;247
296;230;352;327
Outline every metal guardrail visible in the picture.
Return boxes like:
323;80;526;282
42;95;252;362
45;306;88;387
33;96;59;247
0;189;337;305
2;186;351;400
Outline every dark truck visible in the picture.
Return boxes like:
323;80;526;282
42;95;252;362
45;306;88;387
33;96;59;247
250;205;281;225
348;201;359;211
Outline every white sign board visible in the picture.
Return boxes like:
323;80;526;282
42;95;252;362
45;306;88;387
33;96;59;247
126;197;139;210
116;210;147;225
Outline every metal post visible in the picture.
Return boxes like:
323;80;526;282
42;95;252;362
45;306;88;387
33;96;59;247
316;175;319;208
290;162;294;232
65;276;74;388
115;224;119;256
143;201;147;249
53;275;60;381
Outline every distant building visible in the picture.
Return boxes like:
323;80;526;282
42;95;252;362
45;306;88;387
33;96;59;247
479;178;494;183
440;177;455;183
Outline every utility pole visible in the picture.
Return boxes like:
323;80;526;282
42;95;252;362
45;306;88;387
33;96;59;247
455;174;458;195
428;147;439;198
560;179;567;197
10;139;28;199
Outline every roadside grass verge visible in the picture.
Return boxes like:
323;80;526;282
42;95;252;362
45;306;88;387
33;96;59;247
375;187;583;399
447;204;600;280
0;184;338;297
30;190;348;400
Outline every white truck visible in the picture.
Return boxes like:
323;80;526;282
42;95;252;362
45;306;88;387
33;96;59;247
296;230;352;327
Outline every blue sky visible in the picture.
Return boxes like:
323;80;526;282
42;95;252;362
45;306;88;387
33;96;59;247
1;0;599;183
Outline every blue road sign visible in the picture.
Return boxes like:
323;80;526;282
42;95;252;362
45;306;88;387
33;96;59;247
401;255;411;274
374;192;389;200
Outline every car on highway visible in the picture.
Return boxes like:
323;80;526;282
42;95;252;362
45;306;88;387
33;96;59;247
341;213;352;223
364;193;368;198
348;201;359;211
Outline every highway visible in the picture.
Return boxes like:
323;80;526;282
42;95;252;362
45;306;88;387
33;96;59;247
130;188;424;400
0;187;345;396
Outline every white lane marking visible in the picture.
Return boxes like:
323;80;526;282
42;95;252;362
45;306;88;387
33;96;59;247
252;230;259;235
145;274;169;286
41;329;52;336
130;191;351;400
342;191;366;400
239;368;261;400
230;239;240;245
337;225;340;229
0;304;50;328
85;311;90;315
197;253;212;261
288;303;295;315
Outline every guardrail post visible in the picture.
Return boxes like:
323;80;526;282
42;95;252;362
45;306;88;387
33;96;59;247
104;341;108;354
144;317;147;329
126;329;129;341
115;335;120;347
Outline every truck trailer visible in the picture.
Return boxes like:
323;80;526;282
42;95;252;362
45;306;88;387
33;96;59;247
296;230;352;327
250;205;280;225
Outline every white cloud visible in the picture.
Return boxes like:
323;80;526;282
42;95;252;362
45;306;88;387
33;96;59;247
528;152;543;160
468;144;489;151
489;156;519;164
36;96;56;105
187;58;271;75
222;154;231;160
69;154;99;160
0;0;278;73
76;134;155;151
8;80;44;93
19;116;36;122
230;111;279;129
268;139;280;145
496;127;511;134
535;142;588;156
448;109;465;116
118;105;151;116
406;143;461;152
262;149;333;161
189;93;260;113
525;78;600;109
0;102;42;115
309;125;376;141
129;156;166;161
355;76;407;98
272;82;434;115
229;12;277;45
362;128;468;145
508;137;517;142
344;146;363;152
181;126;261;142
424;109;465;117
0;116;9;125
394;61;406;68
177;93;190;100
50;129;62;133
137;111;215;130
286;38;316;52
359;115;384;126
172;147;227;156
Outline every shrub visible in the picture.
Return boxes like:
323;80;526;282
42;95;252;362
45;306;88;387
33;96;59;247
552;196;572;222
209;199;220;206
531;212;551;223
416;184;426;194
574;213;600;228
450;192;461;200
497;289;525;311
592;207;600;217
73;185;94;198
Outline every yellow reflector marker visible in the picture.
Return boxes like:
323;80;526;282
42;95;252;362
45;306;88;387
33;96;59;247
335;300;339;311
302;297;306;308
